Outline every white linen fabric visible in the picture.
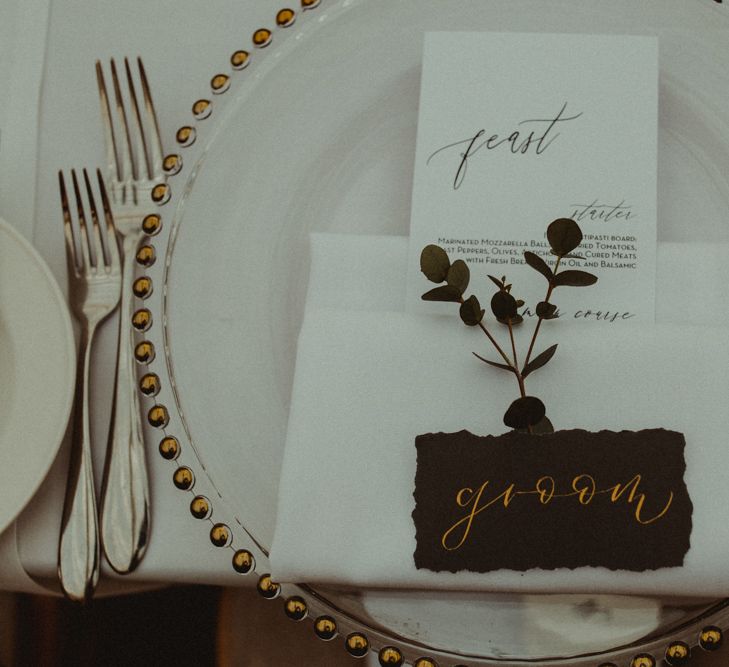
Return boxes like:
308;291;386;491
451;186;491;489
271;234;729;595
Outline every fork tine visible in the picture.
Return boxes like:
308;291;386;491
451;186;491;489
82;169;108;271
59;171;79;276
110;59;136;184
70;170;92;271
96;169;121;270
95;61;121;183
137;57;164;178
124;57;151;182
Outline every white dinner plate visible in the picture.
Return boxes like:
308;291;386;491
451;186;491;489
137;0;729;664
0;217;74;535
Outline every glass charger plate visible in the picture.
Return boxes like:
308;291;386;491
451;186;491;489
138;0;729;664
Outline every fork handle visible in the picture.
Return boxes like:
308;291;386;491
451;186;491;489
58;324;100;602
100;241;150;574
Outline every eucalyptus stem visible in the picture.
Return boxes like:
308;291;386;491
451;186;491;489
507;320;526;398
523;255;562;369
461;296;514;369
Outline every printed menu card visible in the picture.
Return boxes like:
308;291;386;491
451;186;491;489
407;32;658;322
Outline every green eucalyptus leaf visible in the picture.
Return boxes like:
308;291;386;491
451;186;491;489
421;285;462;303
459;295;484;326
499;314;523;326
472;352;512;372
516;415;555;435
536;301;558;319
553;270;598;287
487;274;504;289
547;218;583;256
522;343;558;378
447;260;470;293
523;251;553;281
490;290;517;321
420;244;450;283
503;396;546;429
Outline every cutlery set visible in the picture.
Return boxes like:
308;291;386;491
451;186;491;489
57;58;163;602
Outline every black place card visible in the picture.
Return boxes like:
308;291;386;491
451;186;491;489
413;428;692;573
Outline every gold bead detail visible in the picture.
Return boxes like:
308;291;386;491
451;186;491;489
257;574;280;599
414;659;438;667
209;523;231;547
192;99;211;120
190;495;211;520
313;616;337;641
163;154;183;174
151;183;170;204
132;308;152;332
210;74;230;94
630;655;655;667
173;466;194;490
148;405;169;428
283;596;307;621
276;8;296;27
345;633;369;658
134;341;155;364
699;626;723;651
159;436;180;460
252;28;272;48
301;0;321;8
665;641;690;666
232;549;255;574
132;276;153;298
378;646;403;666
230;50;250;70
139;372;160;396
136;244;156;267
176;125;196;147
142;213;161;236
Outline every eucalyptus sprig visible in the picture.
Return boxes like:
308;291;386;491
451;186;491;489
420;218;597;434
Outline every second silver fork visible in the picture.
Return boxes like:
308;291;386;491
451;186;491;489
58;169;121;602
96;57;164;573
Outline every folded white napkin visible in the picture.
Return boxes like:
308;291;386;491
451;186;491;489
271;234;729;595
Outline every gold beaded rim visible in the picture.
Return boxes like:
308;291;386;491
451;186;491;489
345;632;369;658
230;50;250;70
211;74;231;94
132;276;153;299
133;340;155;364
665;641;691;665
252;28;273;48
413;659;438;667
133;1;729;665
136;244;156;267
163;153;183;174
176;125;196;147
132;308;153;332
190;495;212;520
284;596;308;621
276;8;296;27
378;646;404;666
314;615;337;641
232;549;255;574
139;372;160;396
629;654;656;667
257;574;281;600
142;213;161;235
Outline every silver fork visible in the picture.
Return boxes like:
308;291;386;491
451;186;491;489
58;169;122;602
96;57;163;573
